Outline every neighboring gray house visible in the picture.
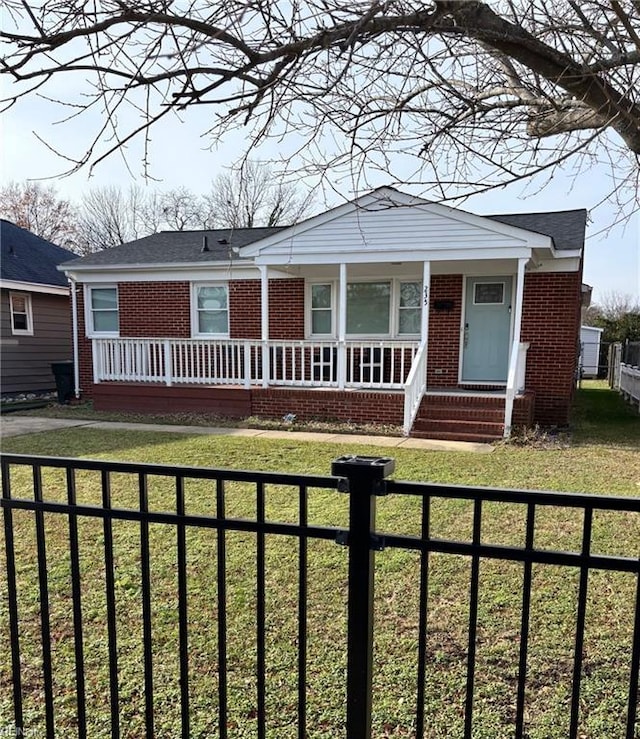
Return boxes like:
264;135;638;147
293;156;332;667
1;220;76;395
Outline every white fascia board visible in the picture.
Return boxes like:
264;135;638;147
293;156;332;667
61;260;250;277
239;187;430;257
581;325;605;333
530;257;582;273
62;263;296;284
255;246;533;266
0;279;69;296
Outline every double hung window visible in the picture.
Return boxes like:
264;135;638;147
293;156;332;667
9;292;33;335
194;284;229;335
89;287;119;334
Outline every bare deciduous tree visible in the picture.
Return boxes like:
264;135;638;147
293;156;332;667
0;181;78;246
158;187;210;231
206;161;314;228
76;186;145;254
76;186;211;252
2;1;639;225
584;290;640;323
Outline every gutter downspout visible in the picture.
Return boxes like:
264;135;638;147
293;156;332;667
70;277;81;399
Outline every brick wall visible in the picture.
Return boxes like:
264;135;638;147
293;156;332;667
229;278;305;339
252;388;404;425
520;271;582;425
427;275;463;387
119;282;191;337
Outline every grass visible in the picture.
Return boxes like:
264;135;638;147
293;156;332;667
1;381;639;738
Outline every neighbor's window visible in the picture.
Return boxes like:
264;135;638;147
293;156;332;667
398;282;421;335
90;287;119;333
311;284;332;334
9;292;33;335
346;281;391;334
196;284;229;334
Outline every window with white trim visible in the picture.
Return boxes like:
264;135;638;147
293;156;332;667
194;284;229;335
398;282;421;335
347;281;391;334
9;292;33;335
89;287;119;334
311;283;333;335
308;279;422;338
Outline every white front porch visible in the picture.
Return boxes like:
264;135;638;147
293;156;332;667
91;335;530;436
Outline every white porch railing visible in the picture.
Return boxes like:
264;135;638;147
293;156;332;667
619;363;640;410
92;338;419;390
93;338;263;387
503;341;530;437
402;341;428;435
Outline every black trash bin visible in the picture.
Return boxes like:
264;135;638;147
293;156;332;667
51;361;74;404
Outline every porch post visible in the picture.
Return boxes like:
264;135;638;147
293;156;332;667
503;257;528;437
338;263;347;389
260;265;270;388
421;260;431;346
513;258;527;353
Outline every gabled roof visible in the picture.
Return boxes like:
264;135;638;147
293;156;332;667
60;187;586;272
61;227;284;268
1;220;77;287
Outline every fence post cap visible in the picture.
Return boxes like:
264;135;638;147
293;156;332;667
331;455;395;480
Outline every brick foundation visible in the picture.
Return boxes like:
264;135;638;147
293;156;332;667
252;387;404;425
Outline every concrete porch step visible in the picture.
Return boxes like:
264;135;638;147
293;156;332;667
412;418;504;437
410;429;503;443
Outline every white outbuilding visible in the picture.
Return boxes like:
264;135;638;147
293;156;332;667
580;325;604;378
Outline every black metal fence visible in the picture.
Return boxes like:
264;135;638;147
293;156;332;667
1;453;639;738
623;340;640;368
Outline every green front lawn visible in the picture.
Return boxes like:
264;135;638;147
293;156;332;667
1;383;638;738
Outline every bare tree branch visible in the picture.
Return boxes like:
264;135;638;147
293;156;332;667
1;1;639;220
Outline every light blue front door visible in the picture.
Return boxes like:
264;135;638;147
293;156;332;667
461;277;513;383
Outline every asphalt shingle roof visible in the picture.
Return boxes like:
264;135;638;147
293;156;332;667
0;220;77;287
60;205;587;270
61;227;284;268
485;209;587;251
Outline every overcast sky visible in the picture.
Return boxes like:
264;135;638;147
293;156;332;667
1;89;638;305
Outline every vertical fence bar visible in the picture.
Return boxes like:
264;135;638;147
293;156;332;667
176;475;190;737
298;485;308;739
101;469;120;739
1;459;24;734
626;565;640;739
139;472;155;737
331;455;395;739
464;498;482;739
515;502;535;738
415;495;431;737
66;466;87;739
216;478;228;739
569;507;593;739
257;481;267;739
33;464;55;737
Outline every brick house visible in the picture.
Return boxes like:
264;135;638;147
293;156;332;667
60;187;585;441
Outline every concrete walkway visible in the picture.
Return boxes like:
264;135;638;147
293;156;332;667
1;415;494;453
